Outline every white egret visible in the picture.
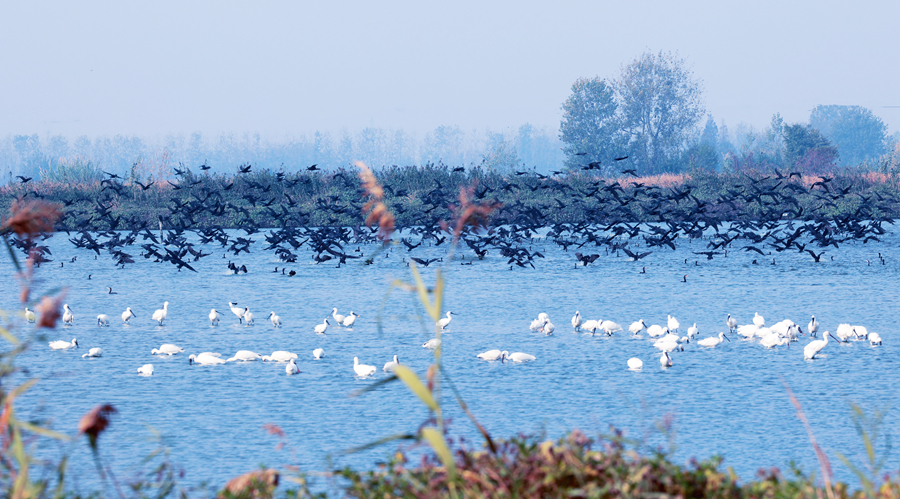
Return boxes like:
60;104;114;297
571;311;582;331
137;364;154;375
122;307;137;324
868;333;882;345
660;351;673;367
835;323;854;342
629;319;646;334
242;307;254;325
342;312;359;327
753;312;765;327
353;357;376;377
152;301;169;325
438;311;454;330
24;307;36;323
285;359;300;375
383;355;400;372
687;323;699;340
189;352;226;365
82;347;103;358
697;332;730;348
209;309;221;326
313;348;325;360
97;314;110;327
477;350;507;361
314;318;330;334
229;302;244;323
331;308;346;324
49;338;78;350
268;311;281;327
508;352;535;363
726;314;737;332
627;358;643;369
226;350;262;362
63;304;74;325
808;315;819;337
262;351;297;362
151;344;184;355
423;338;441;349
804;332;835;360
667;315;680;333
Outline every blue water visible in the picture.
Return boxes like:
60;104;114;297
2;226;898;493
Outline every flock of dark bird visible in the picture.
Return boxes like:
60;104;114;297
2;162;896;273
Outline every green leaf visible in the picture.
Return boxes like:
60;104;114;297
13;418;71;441
421;427;456;477
348;374;399;398
392;365;438;412
409;262;439;321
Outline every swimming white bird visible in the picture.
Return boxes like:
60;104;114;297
314;318;330;334
209;309;221;326
137;364;154;375
660;351;673;367
342;312;359;327
262;351;298;362
629;319;646;334
627;357;643;369
151;344;184;355
438;311;454;330
808;315;819;337
477;349;508;361
122;307;137;324
82;347;103;358
97;314;110;327
24;307;36;323
312;348;324;360
753;312;765;327
804;332;834;360
383;355;400;372
697;332;729;347
189;352;226;365
353;357;376;377
507;352;535;363
646;325;668;338
571;311;582;331
242;307;254;325
229;302;244;323
331;308;346;324
226;350;262;362
49;338;78;350
285;359;300;375
423;338;441;349
835;323;854;342
726;314;737;332
542;320;555;335
63;304;74;325
152;301;169;325
686;323;699;339
268;311;281;327
600;320;622;336
667;315;680;333
868;332;882;345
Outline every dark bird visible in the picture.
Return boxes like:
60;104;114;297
411;257;440;267
306;164;319;171
621;169;638;177
16;175;32;183
238;164;252;173
622;247;652;261
614;156;629;161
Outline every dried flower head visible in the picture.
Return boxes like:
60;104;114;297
448;184;501;241
78;404;117;449
221;469;279;499
35;291;66;328
1;199;61;238
356;161;395;242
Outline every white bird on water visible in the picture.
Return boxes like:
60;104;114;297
268;311;281;327
189;352;226;365
24;307;36;323
571;311;582;331
314;318;330;334
542;320;555;335
50;338;78;350
508;352;535;363
667;315;680;333
228;302;244;323
353;357;376;377
242;307;254;325
63;304;74;326
226;350;262;362
646;325;668;338
383;355;400;372
285;359;300;375
653;334;682;352
438;311;454;330
530;313;549;332
137;364;154;376
835;323;854;342
342;312;359;327
477;349;507;361
697;332;730;347
660;351;673;367
331;308;346;324
686;323;699;340
423;338;441;349
759;331;788;349
262;351;298;362
808;315;819;337
151;344;184;355
580;320;599;335
313;348;325;359
804;332;835;360
726;314;737;332
152;301;169;325
82;347;103;358
852;326;868;340
868;333;882;346
753;312;765;327
97;314;110;327
122;307;137;324
627;357;643;369
600;320;622;336
209;309;221;326
629;319;646;334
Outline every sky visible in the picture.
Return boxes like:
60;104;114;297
1;1;898;140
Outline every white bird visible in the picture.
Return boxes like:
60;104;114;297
667;315;680;333
423;338;441;349
438;311;454;330
268;311;281;327
285;359;300;375
189;352;226;365
25;307;36;323
342;311;359;327
580;319;600;335
122;307;137;324
835;323;855;342
137;364;154;375
63;304;74;325
571;311;582;331
600;320;622;336
804;332;833;360
97;314;110;327
508;352;535;363
686;323;699;340
229;302;244;323
353;357;376;377
737;324;760;338
477;349;507;361
808;315;819;337
312;348;325;360
868;333;882;346
653;334;683;352
542;320;555;335
242;307;254;325
627;357;643;369
726;314;737;332
753;312;765;327
226;350;262;362
660;351;673;367
770;320;795;337
530;312;549;332
82;347;103;358
331;308;346;324
262;351;298;362
646;325;668;338
760;332;788;349
151;344;184;355
152;301;169;325
852;326;868;340
209;309;221;326
629;319;646;334
314;318;330;334
697;332;729;347
383;355;400;372
49;338;78;350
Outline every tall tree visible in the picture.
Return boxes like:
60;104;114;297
783;124;838;172
809;105;888;165
558;77;619;171
615;51;705;174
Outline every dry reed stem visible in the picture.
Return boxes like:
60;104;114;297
784;381;835;499
1;199;61;238
355;161;395;242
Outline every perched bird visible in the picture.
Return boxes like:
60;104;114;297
152;301;169;325
82;347;103;358
122;307;137;324
353;357;376;377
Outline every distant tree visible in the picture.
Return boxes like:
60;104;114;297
558;77;619;170
615;51;705;174
700;115;718;148
783;124;838;173
809;105;888;165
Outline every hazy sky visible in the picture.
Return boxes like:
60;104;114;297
1;1;897;139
